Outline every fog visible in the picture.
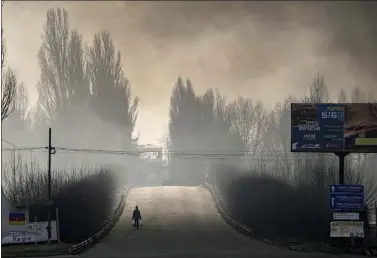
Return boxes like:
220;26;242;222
3;1;377;144
1;1;377;192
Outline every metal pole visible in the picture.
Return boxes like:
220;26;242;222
56;207;60;242
13;145;16;186
34;216;38;244
335;152;350;184
375;201;377;241
47;128;56;243
339;153;345;184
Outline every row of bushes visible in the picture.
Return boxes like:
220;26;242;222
212;165;371;242
2;156;127;243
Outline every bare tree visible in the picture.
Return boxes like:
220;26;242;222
37;8;89;123
337;88;348;103
351;87;366;103
10;82;31;130
87;30;138;146
1;33;17;121
37;8;70;121
227;97;267;153
308;74;329;103
14;82;29;118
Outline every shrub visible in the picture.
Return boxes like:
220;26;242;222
214;165;332;241
2;156;123;243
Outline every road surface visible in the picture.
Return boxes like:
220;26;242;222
75;186;368;258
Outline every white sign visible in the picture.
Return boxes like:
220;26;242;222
333;213;360;221
330;221;364;238
2;233;38;244
2;221;58;244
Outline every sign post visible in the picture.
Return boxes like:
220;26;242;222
334;152;349;184
291;103;377;244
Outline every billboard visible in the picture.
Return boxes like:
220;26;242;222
291;103;377;153
344;103;377;152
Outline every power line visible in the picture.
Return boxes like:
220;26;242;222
0;145;347;157
3;145;375;160
54;147;335;155
1;138;47;152
55;147;281;155
2;138;17;148
52;147;341;160
2;147;47;152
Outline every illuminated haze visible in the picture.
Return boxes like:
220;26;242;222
3;1;377;145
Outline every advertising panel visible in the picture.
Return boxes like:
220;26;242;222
344;103;377;152
291;103;344;152
291;103;377;153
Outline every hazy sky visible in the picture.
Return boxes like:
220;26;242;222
3;1;377;145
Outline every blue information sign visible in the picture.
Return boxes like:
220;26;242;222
329;184;364;211
291;103;345;152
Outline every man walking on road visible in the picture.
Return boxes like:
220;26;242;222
132;205;142;230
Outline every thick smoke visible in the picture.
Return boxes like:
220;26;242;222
1;2;376;237
3;2;377;145
2;1;377;149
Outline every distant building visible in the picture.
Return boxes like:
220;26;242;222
129;144;163;186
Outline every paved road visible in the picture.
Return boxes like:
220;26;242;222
76;186;363;258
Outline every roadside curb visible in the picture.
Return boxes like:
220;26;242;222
365;249;377;257
2;252;68;258
202;183;255;236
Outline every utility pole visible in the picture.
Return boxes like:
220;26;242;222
47;128;56;243
12;144;16;186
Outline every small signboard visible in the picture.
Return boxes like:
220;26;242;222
330;221;364;238
333;212;359;221
2;221;58;244
329;184;364;211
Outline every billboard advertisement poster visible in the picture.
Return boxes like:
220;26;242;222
344;103;377;152
291;103;377;153
291;103;345;152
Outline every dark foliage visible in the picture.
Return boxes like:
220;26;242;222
53;170;116;243
3;163;118;243
215;167;349;241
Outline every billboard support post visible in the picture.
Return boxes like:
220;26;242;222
335;152;350;184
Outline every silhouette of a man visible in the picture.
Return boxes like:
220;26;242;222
132;205;142;230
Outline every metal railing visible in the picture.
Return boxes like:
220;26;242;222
203;182;253;235
69;185;132;254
